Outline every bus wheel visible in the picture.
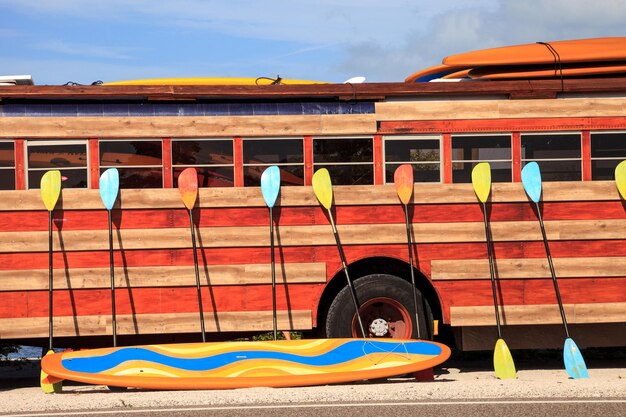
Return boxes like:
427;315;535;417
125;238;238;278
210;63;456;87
324;274;431;339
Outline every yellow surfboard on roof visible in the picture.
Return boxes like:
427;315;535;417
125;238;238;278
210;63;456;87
103;77;329;86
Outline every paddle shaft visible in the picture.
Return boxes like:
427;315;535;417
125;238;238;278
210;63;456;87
269;207;277;340
188;209;206;342
534;203;570;338
481;203;503;339
107;210;117;347
47;211;54;351
402;204;421;339
327;210;367;338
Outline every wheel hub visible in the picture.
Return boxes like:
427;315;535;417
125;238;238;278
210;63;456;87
369;318;389;337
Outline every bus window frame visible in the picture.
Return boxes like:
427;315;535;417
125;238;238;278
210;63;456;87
24;139;89;189
382;134;442;184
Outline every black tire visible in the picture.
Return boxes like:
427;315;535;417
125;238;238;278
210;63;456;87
324;274;433;339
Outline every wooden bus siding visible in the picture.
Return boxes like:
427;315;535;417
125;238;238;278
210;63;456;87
1;182;626;341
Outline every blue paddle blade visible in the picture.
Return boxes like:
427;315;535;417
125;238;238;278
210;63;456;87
99;168;120;210
260;165;281;208
521;162;542;203
563;338;589;379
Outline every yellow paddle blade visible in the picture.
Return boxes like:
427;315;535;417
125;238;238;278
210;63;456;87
40;170;62;212
493;338;517;380
312;168;333;210
471;162;492;203
178;167;198;210
40;350;63;393
615;160;626;200
394;164;414;205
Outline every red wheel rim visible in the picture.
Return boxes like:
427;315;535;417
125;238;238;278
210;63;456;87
351;297;413;338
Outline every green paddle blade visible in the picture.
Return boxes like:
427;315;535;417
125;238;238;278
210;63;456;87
493;338;517;380
563;337;589;379
394;164;414;205
178;167;198;210
471;162;492;203
40;170;62;212
615;160;626;200
99;168;120;210
312;168;333;210
261;165;281;208
521;162;542;203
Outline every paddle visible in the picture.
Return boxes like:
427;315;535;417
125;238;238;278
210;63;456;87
178;167;206;342
312;169;366;338
471;163;517;379
261;166;281;340
615;160;626;200
40;170;63;394
99;168;120;347
393;164;422;339
521;162;589;379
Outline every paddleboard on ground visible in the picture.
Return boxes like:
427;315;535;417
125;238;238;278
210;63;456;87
41;338;451;390
104;77;328;86
442;37;626;67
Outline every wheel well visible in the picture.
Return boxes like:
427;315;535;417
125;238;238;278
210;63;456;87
315;256;442;336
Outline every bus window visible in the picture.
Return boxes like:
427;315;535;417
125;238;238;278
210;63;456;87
0;141;15;190
591;132;626;180
172;139;234;188
452;134;512;183
26;141;88;189
384;136;441;183
242;138;304;186
99;140;163;188
521;133;581;181
313;137;373;185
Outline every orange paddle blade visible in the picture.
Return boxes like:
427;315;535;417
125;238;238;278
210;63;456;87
393;164;414;205
178;167;198;210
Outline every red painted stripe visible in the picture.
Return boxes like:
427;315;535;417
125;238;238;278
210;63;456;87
162;138;173;188
1;284;325;318
379;117;626;134
234;137;243;187
14;139;25;190
442;133;452;183
582;131;591;181
89;139;99;189
374;135;383;185
512;132;521;182
304;136;313;186
2;201;625;232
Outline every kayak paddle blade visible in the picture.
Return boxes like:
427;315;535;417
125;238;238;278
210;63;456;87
40;170;62;212
493;338;517;380
178;167;199;210
394;164;414;205
99;168;120;210
260;165;281;208
521;162;542;203
563;337;589;379
471;162;492;203
615;160;626;200
312;168;333;210
40;350;63;393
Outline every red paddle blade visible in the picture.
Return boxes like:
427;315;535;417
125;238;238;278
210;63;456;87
394;164;414;205
178;168;198;210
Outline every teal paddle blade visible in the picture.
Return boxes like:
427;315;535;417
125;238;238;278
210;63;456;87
260;166;281;208
563;337;589;379
99;168;120;210
521;162;542;203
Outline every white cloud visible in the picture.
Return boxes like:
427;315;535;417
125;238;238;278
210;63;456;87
338;0;626;81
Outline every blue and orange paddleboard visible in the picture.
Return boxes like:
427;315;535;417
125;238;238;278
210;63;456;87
41;338;450;390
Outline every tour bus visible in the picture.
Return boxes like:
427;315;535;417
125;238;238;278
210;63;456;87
1;74;626;351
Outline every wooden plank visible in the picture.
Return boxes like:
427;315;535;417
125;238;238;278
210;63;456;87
0;181;622;211
375;98;626;121
432;257;626;280
0;262;327;291
0;114;377;138
0;310;312;338
450;302;626;326
2;219;626;253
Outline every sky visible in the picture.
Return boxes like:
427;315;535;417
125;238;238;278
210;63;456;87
1;0;626;85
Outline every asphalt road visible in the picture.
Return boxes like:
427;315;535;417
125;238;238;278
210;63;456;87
3;399;626;417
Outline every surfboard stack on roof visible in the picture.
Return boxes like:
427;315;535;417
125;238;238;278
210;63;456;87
405;37;626;82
